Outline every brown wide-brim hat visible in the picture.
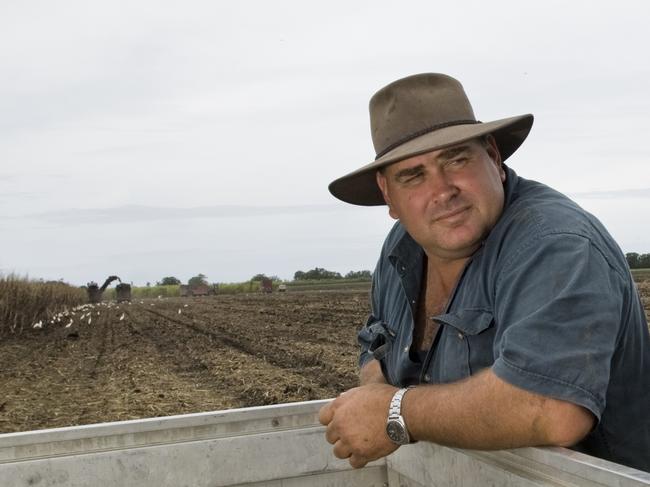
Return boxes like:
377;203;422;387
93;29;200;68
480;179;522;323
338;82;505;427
328;73;534;206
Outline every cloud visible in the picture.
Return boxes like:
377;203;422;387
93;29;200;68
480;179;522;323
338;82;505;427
0;191;39;204
25;204;343;225
569;188;650;199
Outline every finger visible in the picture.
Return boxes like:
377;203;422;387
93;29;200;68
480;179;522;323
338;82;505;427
332;440;351;460
324;425;338;444
318;401;334;425
349;453;369;469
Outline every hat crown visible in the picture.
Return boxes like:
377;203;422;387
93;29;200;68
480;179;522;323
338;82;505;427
370;73;476;158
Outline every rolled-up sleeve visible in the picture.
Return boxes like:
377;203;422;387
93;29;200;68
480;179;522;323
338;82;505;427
358;315;381;368
491;233;623;420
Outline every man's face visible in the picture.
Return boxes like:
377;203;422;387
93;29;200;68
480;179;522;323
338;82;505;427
376;137;506;261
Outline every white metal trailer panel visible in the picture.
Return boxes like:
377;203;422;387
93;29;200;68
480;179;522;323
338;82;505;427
1;400;648;486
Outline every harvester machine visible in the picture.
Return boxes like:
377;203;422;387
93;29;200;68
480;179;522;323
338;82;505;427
87;275;121;303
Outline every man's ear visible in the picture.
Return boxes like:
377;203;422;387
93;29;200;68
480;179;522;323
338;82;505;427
485;135;505;182
376;170;399;220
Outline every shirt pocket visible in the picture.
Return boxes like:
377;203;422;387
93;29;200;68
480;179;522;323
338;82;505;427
434;309;495;379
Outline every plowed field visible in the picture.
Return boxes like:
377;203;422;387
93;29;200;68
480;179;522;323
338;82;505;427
0;291;369;433
1;283;648;434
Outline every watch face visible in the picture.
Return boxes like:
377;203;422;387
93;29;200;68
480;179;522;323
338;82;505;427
386;420;407;444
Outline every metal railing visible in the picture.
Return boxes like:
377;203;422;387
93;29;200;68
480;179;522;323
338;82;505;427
1;400;648;486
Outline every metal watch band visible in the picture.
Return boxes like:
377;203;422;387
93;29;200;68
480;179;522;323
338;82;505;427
388;387;411;418
388;388;406;417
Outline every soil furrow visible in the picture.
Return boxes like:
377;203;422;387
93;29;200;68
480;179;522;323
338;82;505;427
143;307;359;392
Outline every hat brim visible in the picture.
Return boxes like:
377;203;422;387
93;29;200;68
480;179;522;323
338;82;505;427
329;114;534;206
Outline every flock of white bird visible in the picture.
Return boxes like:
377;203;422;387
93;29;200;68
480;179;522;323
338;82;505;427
32;300;191;330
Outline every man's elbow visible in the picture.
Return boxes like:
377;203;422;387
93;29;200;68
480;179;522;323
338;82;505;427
544;402;595;447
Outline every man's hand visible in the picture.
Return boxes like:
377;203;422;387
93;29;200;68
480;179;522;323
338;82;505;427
318;383;399;468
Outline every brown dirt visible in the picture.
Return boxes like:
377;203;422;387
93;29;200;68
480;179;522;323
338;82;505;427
1;284;648;435
0;291;369;433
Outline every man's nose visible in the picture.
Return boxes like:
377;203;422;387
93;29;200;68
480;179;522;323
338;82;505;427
427;172;459;203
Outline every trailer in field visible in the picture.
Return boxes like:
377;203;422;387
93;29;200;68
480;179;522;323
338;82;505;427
1;400;648;486
180;284;218;297
115;283;132;302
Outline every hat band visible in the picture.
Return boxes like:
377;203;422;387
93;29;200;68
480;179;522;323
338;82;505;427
374;119;480;160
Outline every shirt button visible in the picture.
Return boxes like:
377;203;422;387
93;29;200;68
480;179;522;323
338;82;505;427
404;346;409;353
457;332;464;340
424;374;431;382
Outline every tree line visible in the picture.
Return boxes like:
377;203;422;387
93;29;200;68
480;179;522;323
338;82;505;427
293;268;372;281
155;268;373;287
155;254;650;288
626;253;650;269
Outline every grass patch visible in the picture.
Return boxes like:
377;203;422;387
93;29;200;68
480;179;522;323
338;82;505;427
286;279;371;292
104;285;180;300
218;282;265;294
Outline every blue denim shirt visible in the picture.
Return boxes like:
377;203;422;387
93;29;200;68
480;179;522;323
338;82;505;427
359;165;650;472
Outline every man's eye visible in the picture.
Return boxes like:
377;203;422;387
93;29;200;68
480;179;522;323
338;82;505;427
403;173;423;183
447;157;467;167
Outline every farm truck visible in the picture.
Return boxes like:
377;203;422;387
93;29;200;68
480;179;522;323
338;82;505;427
260;277;273;293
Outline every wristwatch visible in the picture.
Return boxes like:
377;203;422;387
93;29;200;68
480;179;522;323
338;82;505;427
386;387;415;445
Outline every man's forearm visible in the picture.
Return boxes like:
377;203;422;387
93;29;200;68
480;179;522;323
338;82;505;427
320;367;595;469
402;368;595;449
359;359;386;385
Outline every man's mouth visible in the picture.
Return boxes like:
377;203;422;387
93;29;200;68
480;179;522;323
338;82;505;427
434;206;470;222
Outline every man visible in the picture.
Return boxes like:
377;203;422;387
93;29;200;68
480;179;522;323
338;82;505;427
319;73;650;472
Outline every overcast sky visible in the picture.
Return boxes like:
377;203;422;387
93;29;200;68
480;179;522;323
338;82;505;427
1;1;649;286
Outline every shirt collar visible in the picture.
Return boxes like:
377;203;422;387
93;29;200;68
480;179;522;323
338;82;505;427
502;163;520;210
388;226;424;275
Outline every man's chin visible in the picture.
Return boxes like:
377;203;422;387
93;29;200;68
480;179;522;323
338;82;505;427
426;235;483;260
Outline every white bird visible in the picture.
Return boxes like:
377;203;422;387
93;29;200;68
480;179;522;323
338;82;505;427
88;317;92;324
184;304;188;308
119;313;125;321
178;309;182;314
